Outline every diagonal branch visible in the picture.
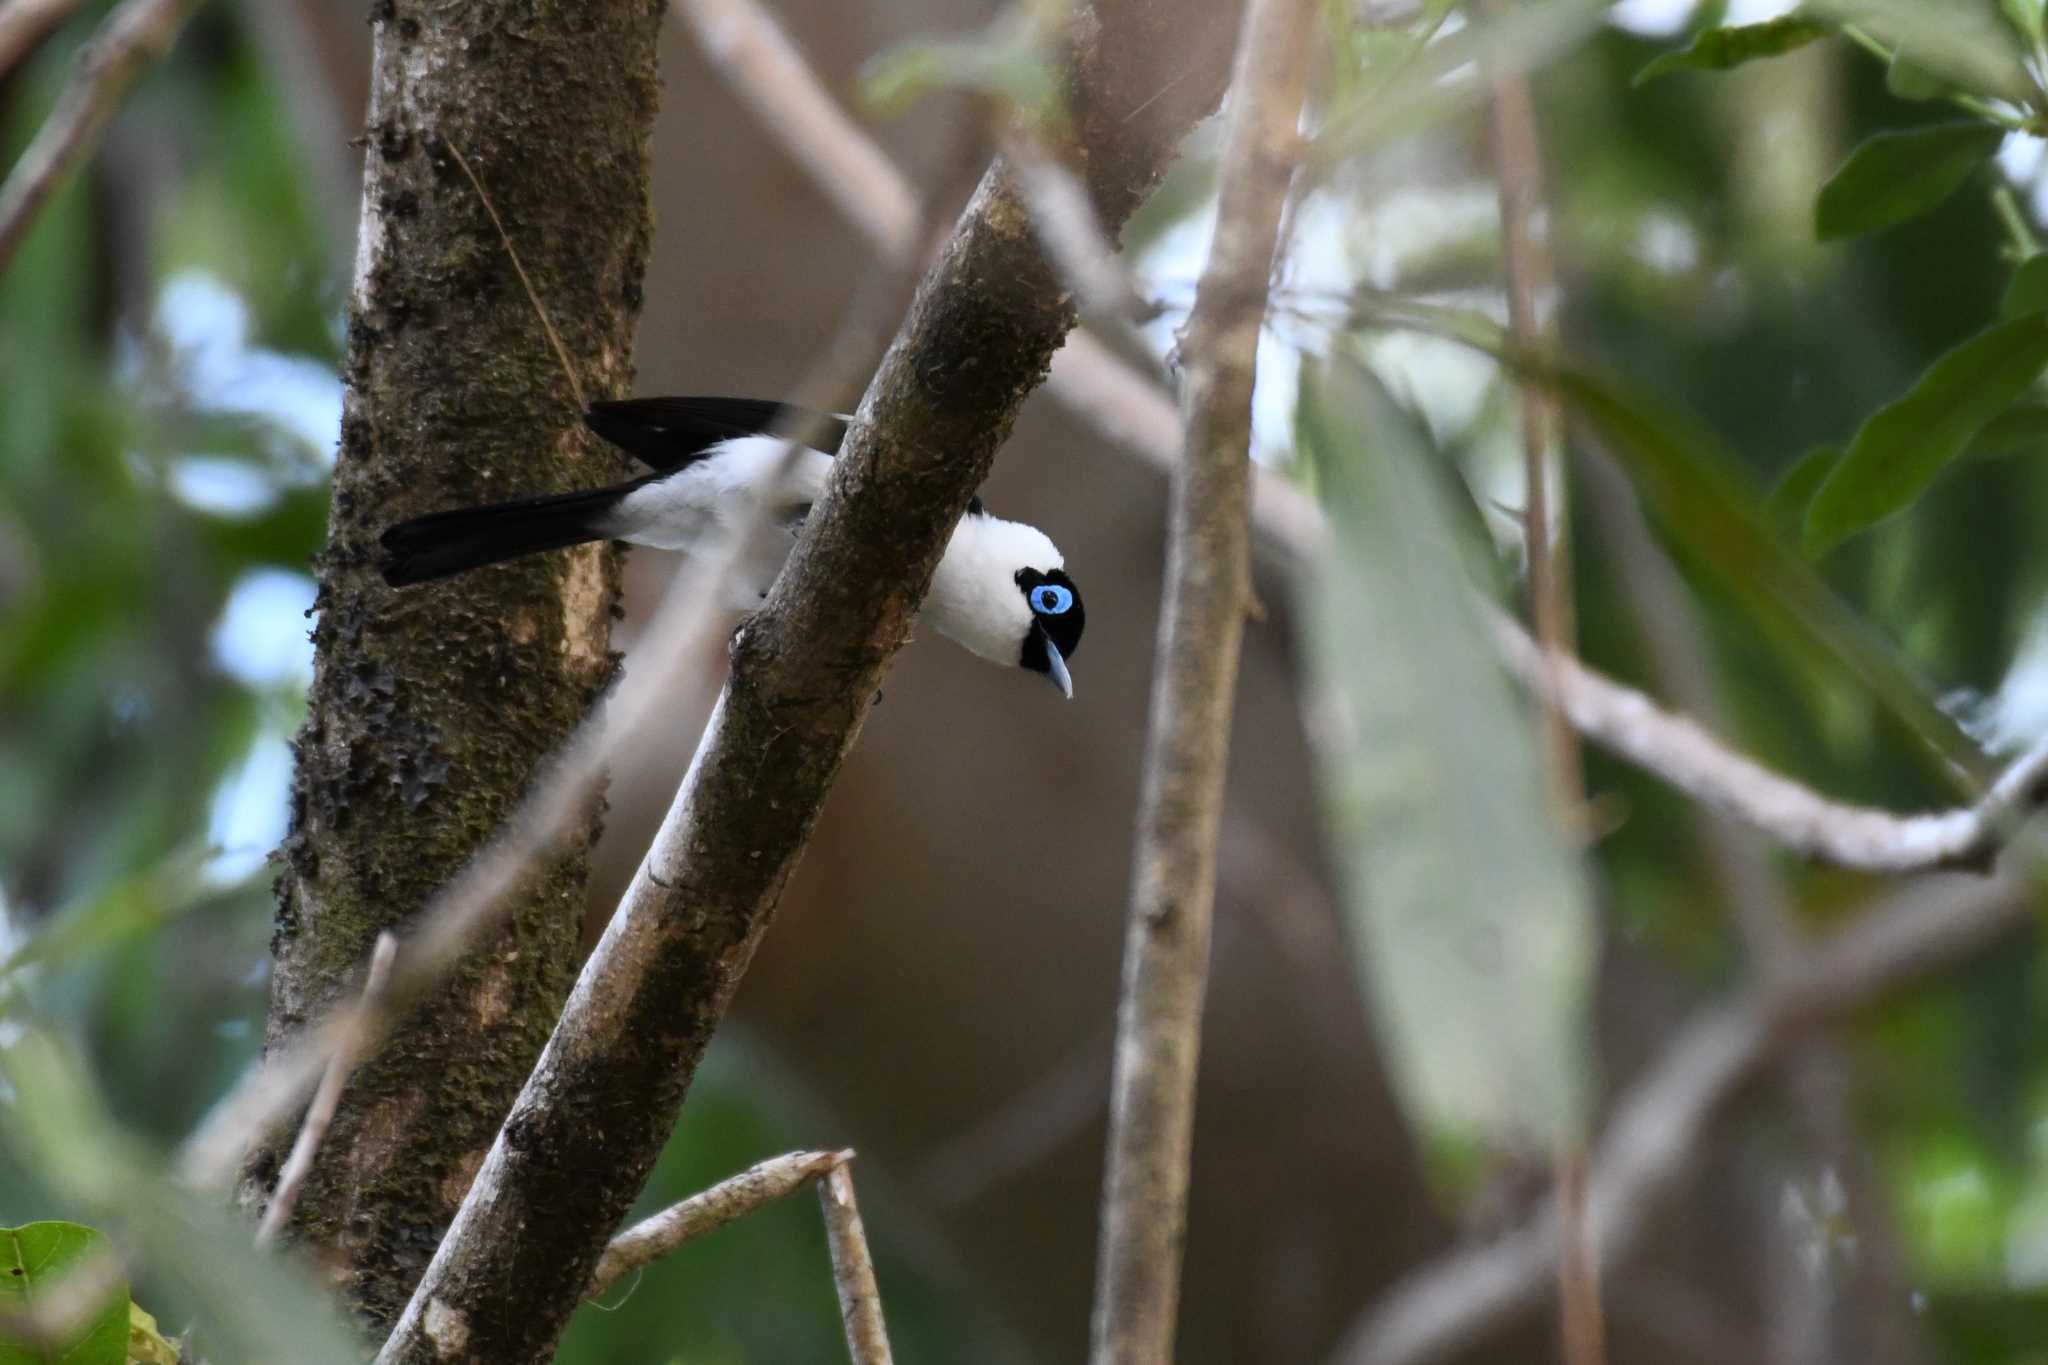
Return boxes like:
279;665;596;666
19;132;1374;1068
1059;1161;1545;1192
671;0;1327;565
0;0;87;82
1494;612;2048;874
1088;0;1313;1360
0;0;199;275
586;1149;847;1300
372;5;1245;1361
254;932;398;1249
818;1160;894;1365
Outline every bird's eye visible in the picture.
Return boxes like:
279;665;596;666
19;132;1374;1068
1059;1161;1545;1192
1030;584;1074;615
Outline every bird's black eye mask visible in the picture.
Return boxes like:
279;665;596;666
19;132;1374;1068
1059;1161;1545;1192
1016;567;1084;663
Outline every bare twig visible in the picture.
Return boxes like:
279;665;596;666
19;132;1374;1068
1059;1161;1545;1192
674;0;915;251
0;0;200;275
1088;0;1313;1360
818;1159;894;1365
1335;866;2039;1365
369;33;1217;1341
669;0;1329;565
1478;11;1602;1357
0;0;86;81
586;1149;847;1299
443;141;588;413
254;932;397;1249
1493;612;2048;874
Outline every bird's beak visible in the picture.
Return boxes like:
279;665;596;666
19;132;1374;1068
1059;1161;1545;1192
1044;640;1073;699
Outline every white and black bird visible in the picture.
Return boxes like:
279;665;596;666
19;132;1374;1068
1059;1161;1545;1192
379;397;1086;697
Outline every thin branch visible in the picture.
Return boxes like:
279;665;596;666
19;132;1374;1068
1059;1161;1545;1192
177;138;980;1190
586;1149;847;1300
675;0;916;252
818;1160;894;1365
1088;0;1313;1360
443;141;588;413
0;0;200;276
1478;11;1602;1358
254;931;397;1250
669;0;1328;565
1493;611;2048;874
371;0;1240;1346
0;0;86;82
1335;866;2040;1365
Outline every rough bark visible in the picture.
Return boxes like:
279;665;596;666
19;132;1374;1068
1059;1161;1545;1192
241;0;662;1331
1087;0;1311;1358
372;3;1241;1361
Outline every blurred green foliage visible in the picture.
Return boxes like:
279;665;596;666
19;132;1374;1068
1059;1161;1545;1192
1285;0;2048;1352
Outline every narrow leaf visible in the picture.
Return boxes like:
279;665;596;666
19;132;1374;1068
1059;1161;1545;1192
1345;294;1994;783
1539;363;1991;783
1296;351;1592;1152
0;1222;128;1365
1815;124;2005;240
1806;314;2048;553
1633;14;1832;85
1767;445;1842;537
1975;398;2048;453
2003;254;2048;317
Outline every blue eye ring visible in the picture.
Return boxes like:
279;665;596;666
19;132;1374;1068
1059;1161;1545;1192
1031;584;1074;616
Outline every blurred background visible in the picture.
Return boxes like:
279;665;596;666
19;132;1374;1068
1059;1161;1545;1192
9;0;2048;1360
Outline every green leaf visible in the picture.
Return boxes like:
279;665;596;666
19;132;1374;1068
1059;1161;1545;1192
1886;50;1951;99
1767;445;1842;536
2003;254;2048;317
0;1035;364;1365
1539;362;1991;783
1344;293;1992;784
1634;14;1833;86
123;1306;176;1365
1975;397;2048;453
1296;351;1593;1152
1806;314;2048;553
0;1223;129;1365
1815;124;2006;240
2005;0;2047;48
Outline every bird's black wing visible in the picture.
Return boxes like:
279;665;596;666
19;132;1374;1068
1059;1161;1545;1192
583;397;848;472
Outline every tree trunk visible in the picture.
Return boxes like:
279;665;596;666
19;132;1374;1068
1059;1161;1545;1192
240;0;663;1331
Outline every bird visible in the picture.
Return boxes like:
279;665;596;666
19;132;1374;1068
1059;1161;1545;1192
378;397;1085;697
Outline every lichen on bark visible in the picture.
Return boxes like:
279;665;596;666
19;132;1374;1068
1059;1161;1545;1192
240;0;663;1331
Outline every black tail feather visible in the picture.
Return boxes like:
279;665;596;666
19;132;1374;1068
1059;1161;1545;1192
380;483;642;587
583;396;845;470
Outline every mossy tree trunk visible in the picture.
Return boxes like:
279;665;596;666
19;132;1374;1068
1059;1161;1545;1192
240;0;663;1331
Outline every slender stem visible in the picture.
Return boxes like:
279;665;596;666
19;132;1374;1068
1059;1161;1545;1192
817;1160;894;1365
1995;183;2040;261
255;933;398;1249
587;1149;848;1300
1481;8;1602;1359
1087;0;1314;1360
0;0;201;275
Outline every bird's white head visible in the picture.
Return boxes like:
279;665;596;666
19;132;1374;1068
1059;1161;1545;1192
925;509;1086;698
